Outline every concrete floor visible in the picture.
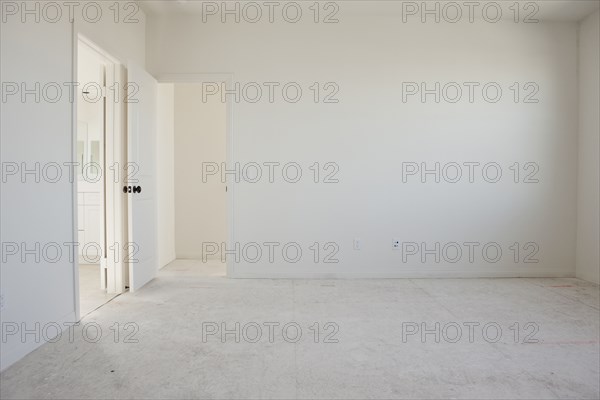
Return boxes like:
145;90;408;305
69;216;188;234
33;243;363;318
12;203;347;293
78;264;118;317
1;260;599;399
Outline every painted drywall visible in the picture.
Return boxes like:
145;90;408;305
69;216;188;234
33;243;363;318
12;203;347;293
147;6;580;277
174;84;227;259
0;1;147;371
0;16;76;372
75;2;146;67
157;83;176;268
576;10;600;284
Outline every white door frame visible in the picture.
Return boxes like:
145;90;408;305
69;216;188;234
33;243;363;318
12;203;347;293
156;73;235;278
72;34;128;319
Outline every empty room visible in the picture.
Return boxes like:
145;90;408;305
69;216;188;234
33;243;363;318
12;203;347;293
0;1;599;399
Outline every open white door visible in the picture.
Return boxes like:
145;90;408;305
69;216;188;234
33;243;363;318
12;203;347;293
127;63;158;292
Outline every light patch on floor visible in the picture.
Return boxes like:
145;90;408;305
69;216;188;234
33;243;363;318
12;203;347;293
1;260;598;399
79;264;118;317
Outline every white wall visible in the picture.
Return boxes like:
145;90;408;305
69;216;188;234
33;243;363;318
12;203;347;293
76;2;145;67
174;84;227;259
157;83;176;267
1;16;75;372
0;1;146;370
148;6;580;277
576;10;600;284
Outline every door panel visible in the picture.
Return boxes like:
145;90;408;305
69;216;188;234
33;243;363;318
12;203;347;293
127;64;158;292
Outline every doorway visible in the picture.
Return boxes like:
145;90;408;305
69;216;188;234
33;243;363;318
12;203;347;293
75;38;126;316
156;77;232;277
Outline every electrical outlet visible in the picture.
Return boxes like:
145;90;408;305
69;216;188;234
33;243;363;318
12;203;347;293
392;238;400;250
353;238;361;250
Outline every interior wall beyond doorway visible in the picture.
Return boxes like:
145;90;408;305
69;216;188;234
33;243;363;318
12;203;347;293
157;83;176;268
174;83;227;260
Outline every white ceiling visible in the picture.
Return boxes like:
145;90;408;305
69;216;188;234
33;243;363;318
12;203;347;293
140;0;600;22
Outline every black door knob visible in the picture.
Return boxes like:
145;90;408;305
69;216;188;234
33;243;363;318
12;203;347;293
123;186;142;193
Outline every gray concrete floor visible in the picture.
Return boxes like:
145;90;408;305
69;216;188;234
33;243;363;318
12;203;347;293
1;260;599;399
